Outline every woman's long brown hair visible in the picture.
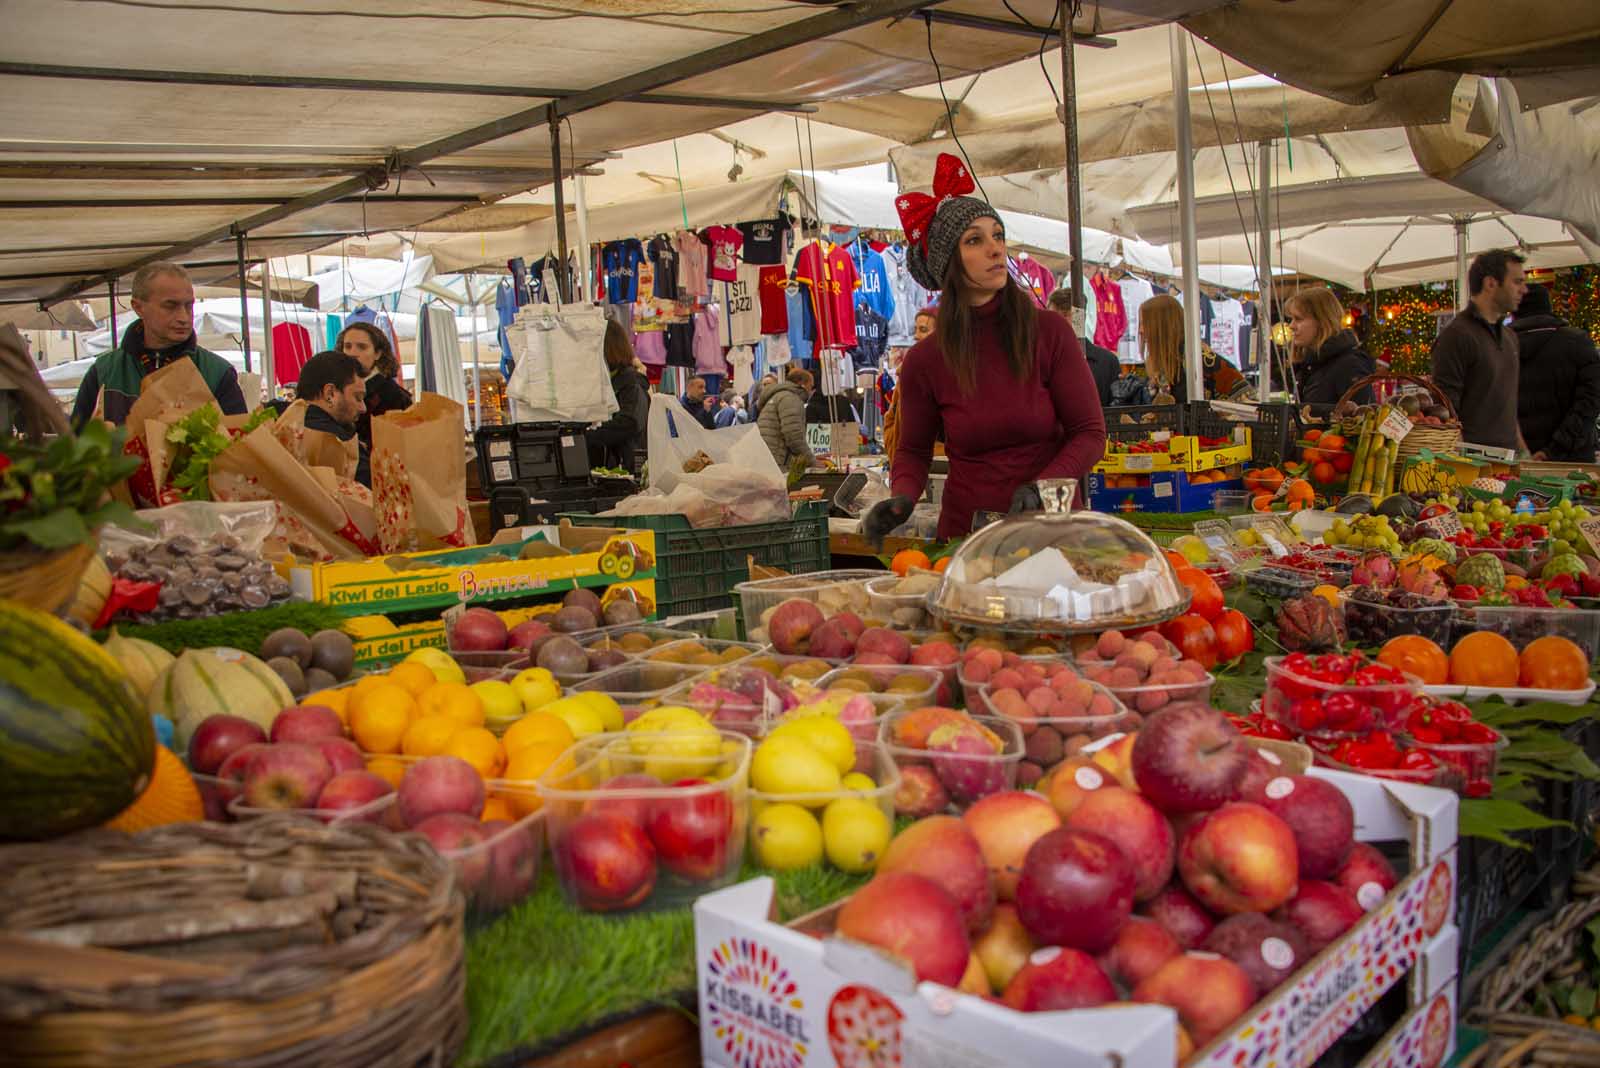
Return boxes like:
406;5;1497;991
935;246;1037;394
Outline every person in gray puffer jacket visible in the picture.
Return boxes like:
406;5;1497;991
757;367;815;470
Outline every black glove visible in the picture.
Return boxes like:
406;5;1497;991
862;495;914;549
1009;482;1044;514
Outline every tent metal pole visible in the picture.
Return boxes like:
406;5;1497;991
108;280;118;341
1257;139;1273;403
1058;1;1084;316
1454;217;1469;309
466;274;482;430
235;231;252;372
550;116;571;304
261;257;275;407
574;172;593;303
1169;23;1202;403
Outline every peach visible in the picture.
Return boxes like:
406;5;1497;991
1041;757;1112;820
973;902;1034;992
836;872;970;986
1097;915;1181;989
1001;946;1116;1012
1178;802;1300;915
1132;951;1257;1047
1139;884;1216;950
1088;732;1139;790
963;791;1062;901
1245;774;1354;880
879;815;995;933
1065;786;1175;901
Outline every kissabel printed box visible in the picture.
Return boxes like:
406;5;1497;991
694;768;1458;1068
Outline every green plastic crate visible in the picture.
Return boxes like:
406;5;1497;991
560;500;830;617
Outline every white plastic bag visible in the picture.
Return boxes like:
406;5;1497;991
624;393;789;526
506;303;619;423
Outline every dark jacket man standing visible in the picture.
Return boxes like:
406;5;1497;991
1429;249;1528;452
1513;284;1600;462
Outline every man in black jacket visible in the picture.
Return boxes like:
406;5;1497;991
1513;284;1600;462
296;351;369;486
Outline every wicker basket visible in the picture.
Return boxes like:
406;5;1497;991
1461;862;1600;1066
0;540;94;615
1334;372;1463;464
0;816;466;1068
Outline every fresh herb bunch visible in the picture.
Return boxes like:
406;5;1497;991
0;420;142;551
166;405;274;500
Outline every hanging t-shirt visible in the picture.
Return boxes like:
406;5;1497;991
882;244;928;346
728;345;757;394
1117;275;1156;364
849;241;896;325
664;321;696;368
786;285;814;364
602;239;645;304
765;332;793;368
634;330;667;367
704;225;743;283
794;241;861;351
674;230;709;298
1013;256;1055;307
693;306;726;375
851;302;889;367
648;236;678;299
1090;272;1127;351
1209;297;1246;367
722;263;763;347
737;218;784;265
757;265;789;335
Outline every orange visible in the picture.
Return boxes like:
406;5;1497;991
417;682;485;726
891;548;932;576
1252;493;1275;512
932;556;951;573
386;661;439;698
1378;635;1450;685
349;684;417;754
350;673;392;698
502;710;576;758
1284;479;1315;510
1518;635;1590;690
1311;461;1337;485
501;740;574;816
1310;584;1343;608
444;726;506;780
366;756;407;789
480;796;515;822
402;714;463;757
1163;549;1190;569
304;687;350;723
1304;429;1323;443
1448;632;1520;687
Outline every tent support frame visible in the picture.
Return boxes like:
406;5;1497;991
235;231;252;372
1169;23;1203;402
1059;1;1085;315
1256;139;1273;402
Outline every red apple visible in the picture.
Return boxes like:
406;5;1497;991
807;616;861;660
1097;915;1181;990
314;736;367;776
1131;703;1250;814
213;741;269;811
1245;774;1355;880
1202;912;1310;998
413;812;490;893
1042;757;1112;820
1275;880;1364;953
909;641;959;669
1178;802;1299;915
835;871;970;987
1001;946;1116;1012
451;606;509;652
973;903;1034;993
242;743;333;810
646;778;734;882
1132;951;1257;1046
507;618;553;652
1139;884;1217;950
1334;842;1399;912
585;773;662;828
855;627;912;664
398;754;486;827
269;704;345;745
767;598;826;654
187;714;268;775
1233;746;1289;801
1064;786;1175;901
480;818;540;909
314;770;393;822
879;815;995;933
1015;828;1135;954
555;812;658;911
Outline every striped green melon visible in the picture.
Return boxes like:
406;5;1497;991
148;648;295;748
0;600;155;840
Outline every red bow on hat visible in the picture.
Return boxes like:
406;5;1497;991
894;153;975;251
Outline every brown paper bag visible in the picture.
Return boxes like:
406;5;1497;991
118;361;219;507
371;393;477;552
271;400;360;481
210;424;379;561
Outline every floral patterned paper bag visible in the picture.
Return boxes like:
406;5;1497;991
210;424;378;561
371;393;477;552
272;399;360;480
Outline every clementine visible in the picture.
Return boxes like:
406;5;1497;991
1378;635;1449;685
1448;632;1520;687
1518;635;1590;690
932;556;951;573
891;548;932;576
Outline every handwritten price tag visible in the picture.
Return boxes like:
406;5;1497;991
1417;511;1464;538
1577;515;1600;557
1378;410;1414;442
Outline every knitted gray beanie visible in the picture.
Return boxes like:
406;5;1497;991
905;195;1001;292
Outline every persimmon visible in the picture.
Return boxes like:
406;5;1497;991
1518;635;1590;690
1378;635;1449;685
1448;632;1520;687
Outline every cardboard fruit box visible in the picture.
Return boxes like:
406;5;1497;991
284;525;656;616
693;768;1459;1068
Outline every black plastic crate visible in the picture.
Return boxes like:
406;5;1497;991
1186;400;1295;466
487;484;600;534
1104;402;1185;443
474;422;591;491
1455;828;1555;970
1544;721;1599;895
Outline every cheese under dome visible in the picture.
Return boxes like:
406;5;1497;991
926;511;1192;632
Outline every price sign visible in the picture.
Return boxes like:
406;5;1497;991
1123;453;1155;472
805;423;832;453
1153;481;1173;498
1417;511;1464;538
1378;409;1414;442
1577;514;1600;557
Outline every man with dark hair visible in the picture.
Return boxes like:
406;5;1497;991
296;351;370;486
71;262;247;427
1430;249;1528;451
1513;284;1600;462
681;375;718;429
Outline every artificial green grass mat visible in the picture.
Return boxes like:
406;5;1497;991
461;861;868;1066
96;600;348;655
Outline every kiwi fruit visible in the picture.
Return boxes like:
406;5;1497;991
303;666;339;693
536;635;589;676
602;600;643;626
563;587;604;619
550;605;598;633
261;627;313;668
308;629;356;680
267;656;307;697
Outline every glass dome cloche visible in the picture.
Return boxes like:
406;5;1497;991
926;510;1193;634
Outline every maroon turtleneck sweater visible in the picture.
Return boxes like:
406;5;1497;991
891;300;1107;539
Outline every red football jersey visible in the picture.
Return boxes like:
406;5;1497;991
757;265;790;334
794;242;860;350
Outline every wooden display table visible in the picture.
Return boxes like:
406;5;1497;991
828;530;930;561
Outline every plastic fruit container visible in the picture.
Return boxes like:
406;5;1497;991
437;808;545;915
1310;747;1460;789
228;789;397;826
817;663;947;708
1402;730;1506;797
955;649;1077;709
1240;563;1321;599
748;740;900;874
539;730;751;912
580;624;703;658
569;662;714;722
1211;489;1252;515
656;660;816;735
774;690;908;745
1073;657;1214;715
1338;589;1454;646
864;573;939;630
877;707;1024;809
642;637;765;669
734;570;884;641
1261;655;1424;733
971;675;1138;788
1448;603;1600;660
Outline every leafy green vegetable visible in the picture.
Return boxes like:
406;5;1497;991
0;419;142;551
165;404;273;500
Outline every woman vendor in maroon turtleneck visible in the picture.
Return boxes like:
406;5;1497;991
865;158;1106;541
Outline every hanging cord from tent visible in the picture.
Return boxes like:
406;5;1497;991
671;139;690;230
792;114;820;234
921;11;990;202
996;0;1065;112
1188;38;1261;287
805;115;822;226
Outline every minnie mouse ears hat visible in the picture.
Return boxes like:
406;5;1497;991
895;153;1000;291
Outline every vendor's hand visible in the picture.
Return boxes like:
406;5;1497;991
862;495;914;549
1009;482;1044;514
1533;451;1548;461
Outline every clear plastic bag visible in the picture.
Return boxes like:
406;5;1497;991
98;500;277;559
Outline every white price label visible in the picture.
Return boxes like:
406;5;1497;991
1262;534;1288;557
488;440;512;459
1123;453;1155;472
1378;409;1414;442
1577;515;1600;557
805;423;831;452
1203;535;1228;551
1418;511;1464;538
560;435;575;448
491;460;514;482
1153;481;1173;498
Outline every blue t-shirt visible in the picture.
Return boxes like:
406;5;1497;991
786;286;814;364
850;242;896;325
603;239;645;304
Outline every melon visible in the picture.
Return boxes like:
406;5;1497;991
65;553;113;629
104;745;204;832
0;600;156;840
149;648;296;747
102;628;176;702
